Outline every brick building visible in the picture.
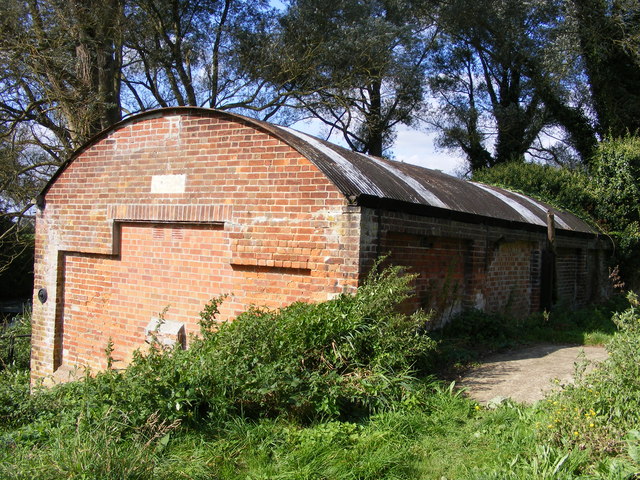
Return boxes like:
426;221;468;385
31;108;610;382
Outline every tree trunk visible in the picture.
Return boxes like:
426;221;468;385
365;80;384;157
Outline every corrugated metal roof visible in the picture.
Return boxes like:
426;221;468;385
43;107;596;235
260;121;594;235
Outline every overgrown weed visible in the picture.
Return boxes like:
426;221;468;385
1;268;639;478
541;291;640;465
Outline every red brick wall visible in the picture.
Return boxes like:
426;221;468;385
483;241;536;316
358;208;607;324
32;111;361;381
381;231;470;320
31;109;611;383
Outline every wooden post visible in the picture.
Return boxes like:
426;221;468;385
541;211;557;310
547;211;556;252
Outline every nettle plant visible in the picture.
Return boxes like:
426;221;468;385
181;262;437;423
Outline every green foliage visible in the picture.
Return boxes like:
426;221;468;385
6;264;437;438
589;136;640;259
2;287;640;478
233;414;425;479
172;263;436;422
542;291;640;457
590;136;640;225
441;309;517;342
0;411;180;480
0;311;32;429
476;136;640;241
522;297;622;346
198;293;227;337
0;309;31;371
0;368;30;427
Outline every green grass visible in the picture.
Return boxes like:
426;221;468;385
1;273;638;479
4;392;632;479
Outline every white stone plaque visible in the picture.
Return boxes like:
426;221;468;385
151;174;186;194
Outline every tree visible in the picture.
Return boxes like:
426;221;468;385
0;0;289;274
427;0;640;171
0;0;127;274
427;0;566;172
0;126;48;278
0;0;125;147
123;0;207;108
568;0;640;137
237;0;436;157
0;215;34;292
121;0;290;119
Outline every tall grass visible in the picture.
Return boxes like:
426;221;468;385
0;268;638;478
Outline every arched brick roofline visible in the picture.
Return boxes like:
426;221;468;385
40;107;597;236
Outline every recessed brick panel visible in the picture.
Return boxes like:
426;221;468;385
60;223;227;370
483;241;535;316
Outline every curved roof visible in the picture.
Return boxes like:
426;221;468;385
43;107;595;235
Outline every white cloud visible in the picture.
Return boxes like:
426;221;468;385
392;126;465;175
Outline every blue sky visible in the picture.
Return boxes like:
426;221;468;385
393;125;466;175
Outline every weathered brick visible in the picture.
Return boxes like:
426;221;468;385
32;109;611;385
32;111;359;383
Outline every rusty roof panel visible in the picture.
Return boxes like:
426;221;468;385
266;122;594;234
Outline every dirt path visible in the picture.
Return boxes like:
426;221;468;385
458;343;609;405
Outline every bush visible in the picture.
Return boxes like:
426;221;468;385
129;262;436;424
472;161;595;223
1;309;32;371
589;136;640;283
189;266;435;421
0;369;30;428
542;292;640;455
0;310;32;428
590;135;640;234
13;264;437;434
